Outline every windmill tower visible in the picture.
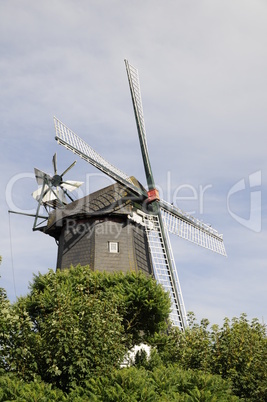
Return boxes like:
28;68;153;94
33;60;226;330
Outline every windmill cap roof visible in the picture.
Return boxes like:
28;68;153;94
44;182;144;237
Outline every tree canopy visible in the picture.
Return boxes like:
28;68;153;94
0;264;266;401
152;312;267;400
1;265;170;391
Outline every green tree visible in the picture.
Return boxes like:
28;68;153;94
1;261;265;400
211;314;267;400
1;265;170;391
68;364;239;401
1;255;35;375
0;367;239;401
151;312;212;372
153;312;267;401
0;374;66;402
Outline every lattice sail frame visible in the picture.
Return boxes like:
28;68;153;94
143;213;187;328
160;202;226;256
125;60;155;190
54;117;145;197
125;62;147;142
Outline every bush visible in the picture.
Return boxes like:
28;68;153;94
0;266;170;391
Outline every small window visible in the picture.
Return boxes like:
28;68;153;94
108;241;119;253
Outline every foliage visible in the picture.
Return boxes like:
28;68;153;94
0;262;266;400
0;367;238;401
153;312;267;401
68;364;239;401
0;374;66;402
0;281;35;375
211;314;267;400
0;265;170;391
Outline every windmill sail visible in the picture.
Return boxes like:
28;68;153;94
124;59;154;190
54;117;145;198
32;184;67;204
160;200;226;256
144;212;187;328
34;168;52;185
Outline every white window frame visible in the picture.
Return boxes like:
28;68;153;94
108;241;119;253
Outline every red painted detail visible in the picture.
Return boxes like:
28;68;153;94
147;189;160;203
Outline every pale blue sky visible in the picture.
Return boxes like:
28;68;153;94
1;0;266;325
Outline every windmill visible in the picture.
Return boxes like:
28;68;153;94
40;60;226;330
32;153;83;230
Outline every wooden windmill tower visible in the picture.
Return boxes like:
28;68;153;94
32;60;226;330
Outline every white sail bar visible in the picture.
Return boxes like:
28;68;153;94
125;60;148;145
144;213;187;330
54;117;145;197
125;60;156;190
160;201;226;256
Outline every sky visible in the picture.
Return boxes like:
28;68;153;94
1;0;266;326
